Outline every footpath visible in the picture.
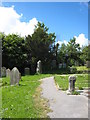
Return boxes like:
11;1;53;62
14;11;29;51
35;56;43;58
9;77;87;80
41;77;88;118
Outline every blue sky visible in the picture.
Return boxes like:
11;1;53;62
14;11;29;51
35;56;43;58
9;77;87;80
1;2;88;46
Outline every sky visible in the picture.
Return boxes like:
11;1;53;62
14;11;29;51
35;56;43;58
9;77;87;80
0;2;88;47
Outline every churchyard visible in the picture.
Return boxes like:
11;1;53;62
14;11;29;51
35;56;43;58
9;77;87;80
0;21;90;118
0;64;89;118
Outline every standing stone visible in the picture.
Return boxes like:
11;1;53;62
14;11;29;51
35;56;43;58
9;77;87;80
68;75;76;92
36;60;42;74
10;67;20;85
86;61;90;68
51;60;56;69
1;67;6;77
58;63;62;69
63;63;66;68
6;69;11;77
24;67;30;75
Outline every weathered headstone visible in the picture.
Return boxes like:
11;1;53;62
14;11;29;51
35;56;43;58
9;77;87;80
63;63;66;68
51;60;56;69
24;67;30;75
36;60;42;74
1;67;6;77
10;67;20;85
6;69;11;77
86;61;90;68
58;63;62;69
68;75;76;92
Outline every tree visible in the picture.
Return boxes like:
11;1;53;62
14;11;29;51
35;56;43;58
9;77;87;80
2;33;26;73
66;37;81;66
58;43;67;64
80;45;90;65
25;22;56;73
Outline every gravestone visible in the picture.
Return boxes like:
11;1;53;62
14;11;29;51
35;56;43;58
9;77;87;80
36;60;42;74
1;67;6;77
63;63;66;68
86;61;90;68
59;63;62;69
6;69;11;77
24;67;30;75
68;75;76;92
10;67;20;85
51;60;56;69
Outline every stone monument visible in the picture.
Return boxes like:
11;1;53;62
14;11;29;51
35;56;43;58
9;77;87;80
1;67;6;77
68;75;76;92
10;67;20;85
6;68;11;77
36;60;42;74
24;67;30;75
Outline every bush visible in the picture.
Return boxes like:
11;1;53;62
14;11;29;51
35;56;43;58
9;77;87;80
70;66;77;73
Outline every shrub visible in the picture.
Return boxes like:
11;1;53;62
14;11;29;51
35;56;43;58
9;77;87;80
70;66;77;73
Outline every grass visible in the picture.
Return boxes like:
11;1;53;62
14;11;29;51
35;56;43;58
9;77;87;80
76;66;89;71
1;74;52;118
54;74;89;91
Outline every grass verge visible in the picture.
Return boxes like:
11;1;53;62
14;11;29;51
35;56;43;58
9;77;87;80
54;74;89;91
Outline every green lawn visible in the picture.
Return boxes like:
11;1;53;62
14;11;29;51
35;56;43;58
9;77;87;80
55;74;89;91
76;66;89;71
1;74;52;118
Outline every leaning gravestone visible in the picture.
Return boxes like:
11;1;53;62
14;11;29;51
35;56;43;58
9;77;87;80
24;67;30;75
36;60;42;74
10;67;20;85
68;75;76;92
1;67;6;77
6;69;11;77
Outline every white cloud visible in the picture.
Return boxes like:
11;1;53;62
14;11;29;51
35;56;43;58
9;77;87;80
0;6;38;36
55;40;68;47
56;33;88;47
74;33;88;47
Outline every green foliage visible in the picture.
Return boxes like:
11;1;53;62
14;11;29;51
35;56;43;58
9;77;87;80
70;66;77;74
25;22;56;73
2;33;27;72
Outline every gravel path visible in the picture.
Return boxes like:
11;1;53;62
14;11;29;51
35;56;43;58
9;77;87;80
41;77;88;118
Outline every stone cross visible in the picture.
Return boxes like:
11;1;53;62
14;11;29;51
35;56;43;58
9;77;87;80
10;67;20;85
1;67;6;77
24;67;30;75
36;60;42;74
68;75;76;92
6;69;11;77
